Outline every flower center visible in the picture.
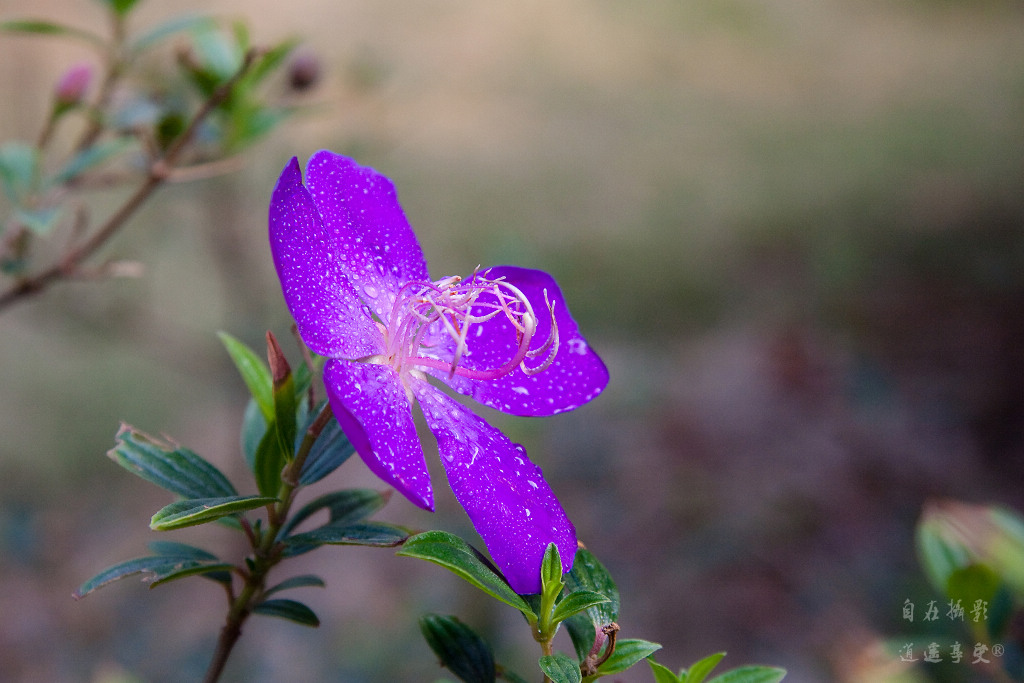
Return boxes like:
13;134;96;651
376;271;559;382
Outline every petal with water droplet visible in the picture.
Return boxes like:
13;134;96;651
413;381;576;594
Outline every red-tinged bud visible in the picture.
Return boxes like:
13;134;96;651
288;50;320;91
266;331;291;386
54;63;93;108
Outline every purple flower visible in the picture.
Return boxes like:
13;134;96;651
269;151;608;593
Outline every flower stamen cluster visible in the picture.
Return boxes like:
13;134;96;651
377;271;560;383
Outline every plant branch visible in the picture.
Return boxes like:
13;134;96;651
0;49;260;314
200;399;334;683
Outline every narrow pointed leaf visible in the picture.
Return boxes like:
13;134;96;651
279;488;390;539
146;541;233;583
551;590;612;626
252;422;287;497
147;541;218;561
648;660;682;683
264;574;325;598
539;653;582;683
268;332;297;462
683;652;726;683
708;667;786;683
541;542;566;607
109;424;237;498
240;398;267;471
298;409;355;485
129;14;216;53
420;614;496;683
13;206;61;236
0;20;104;46
565;548;620;661
102;0;143;17
150;495;277;531
245;38;298;86
73;555;233;598
397;531;534;618
252;598;319;627
282;521;408;556
47;138;134;187
593;639;661;677
0;141;37;203
191;25;243;81
218;332;273;421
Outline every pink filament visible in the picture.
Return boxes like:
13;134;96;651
382;272;559;381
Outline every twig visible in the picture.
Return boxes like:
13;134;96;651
200;400;334;683
0;49;261;314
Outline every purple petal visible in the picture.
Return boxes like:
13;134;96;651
413;381;577;594
305;150;430;322
269;157;382;359
438;266;609;417
323;359;433;510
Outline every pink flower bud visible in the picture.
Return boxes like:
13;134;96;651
55;63;93;107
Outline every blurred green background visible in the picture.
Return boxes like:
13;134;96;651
2;0;1024;681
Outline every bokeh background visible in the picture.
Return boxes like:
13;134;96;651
2;1;1024;681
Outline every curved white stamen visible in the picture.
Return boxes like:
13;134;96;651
376;270;558;384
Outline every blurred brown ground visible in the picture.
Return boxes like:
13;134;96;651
2;1;1024;681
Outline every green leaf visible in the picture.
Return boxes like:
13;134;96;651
218;332;273;422
13;206;61;236
247;38;298;84
282;521;408;556
73;554;233;598
592;639;661;677
500;672;531;683
564;548;619;661
0;19;104;46
539;653;581;683
191;25;243;81
264;574;325;598
279;488;390;538
108;424;237;499
147;540;218;561
298;409;355;485
0;141;37;203
648;660;682;683
271;364;297;464
551;591;612;627
146;541;232;584
101;0;142;16
682;652;726;683
47;138;134;187
946;564;1000;608
541;542;565;599
916;516;971;593
252;422;287;497
129;14;216;54
707;666;786;683
397;531;535;618
240;398;267;471
150;495;277;531
251;598;319;627
420;614;496;683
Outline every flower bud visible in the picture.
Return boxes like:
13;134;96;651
918;499;1024;594
54;63;93;109
288;50;320;91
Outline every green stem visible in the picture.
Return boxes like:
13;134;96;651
200;401;334;683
